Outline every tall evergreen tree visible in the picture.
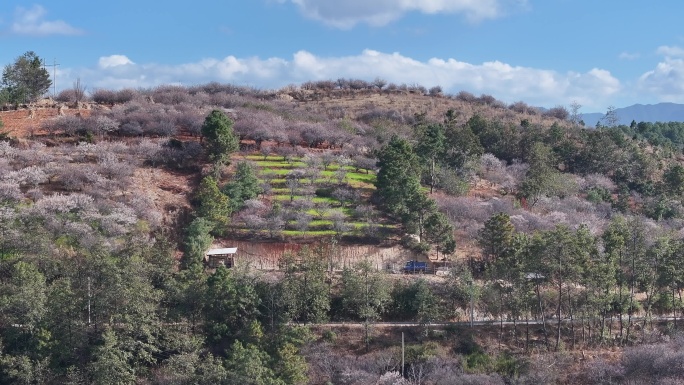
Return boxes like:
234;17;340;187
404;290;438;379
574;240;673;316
374;135;421;217
223;161;263;212
182;217;214;269
279;248;330;324
478;212;515;266
340;260;391;347
201;109;239;165
194;175;231;233
1;51;51;103
415;123;446;193
204;266;261;351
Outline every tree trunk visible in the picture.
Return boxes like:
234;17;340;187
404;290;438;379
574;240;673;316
568;286;575;350
556;278;562;351
499;291;504;349
429;158;435;194
673;288;677;330
513;315;519;349
555;246;563;351
626;257;636;343
678;288;683;330
618;251;624;342
536;283;549;351
525;310;530;352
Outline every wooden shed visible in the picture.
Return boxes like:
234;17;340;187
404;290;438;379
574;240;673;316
205;247;237;268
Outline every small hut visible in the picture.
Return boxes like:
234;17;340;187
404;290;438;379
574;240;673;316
205;247;237;268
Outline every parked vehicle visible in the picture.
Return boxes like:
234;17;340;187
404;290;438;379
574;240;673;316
403;260;428;273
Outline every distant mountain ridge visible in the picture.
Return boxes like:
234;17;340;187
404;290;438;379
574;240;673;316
581;102;684;127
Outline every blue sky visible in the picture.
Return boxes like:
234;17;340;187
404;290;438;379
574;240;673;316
1;1;684;112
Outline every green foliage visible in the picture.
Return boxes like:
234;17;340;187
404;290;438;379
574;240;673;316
444;114;484;168
273;343;308;385
340;260;391;346
530;224;595;349
201;109;239;165
519;142;574;205
0;261;47;332
225;341;284;385
436;167;470;196
423;211;456;254
194;175;231;233
0;353;54;385
464;350;526;379
464;351;492;373
374;135;421;217
223;161;262;211
88;329;137;385
403;341;439;365
586;187;612;204
663;164;684;196
375;135;455;253
390;279;441;331
320;329;336;343
279;248;330;324
204;266;261;347
182;217;214;269
478;212;515;265
415;123;446;193
1;51;51;103
494;351;527;379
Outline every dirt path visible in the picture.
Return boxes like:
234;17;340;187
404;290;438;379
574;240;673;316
1;107;91;138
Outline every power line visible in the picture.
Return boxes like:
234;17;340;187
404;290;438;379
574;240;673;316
42;58;60;97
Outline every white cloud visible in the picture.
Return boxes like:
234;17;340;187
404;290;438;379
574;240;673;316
637;46;684;103
98;55;135;68
619;52;640;61
656;45;684;58
638;57;684;101
280;0;523;28
10;5;83;36
59;49;618;110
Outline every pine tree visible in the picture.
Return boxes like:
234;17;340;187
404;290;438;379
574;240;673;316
1;51;51;103
223;161;262;211
201;109;239;165
374;135;421;217
194;175;231;233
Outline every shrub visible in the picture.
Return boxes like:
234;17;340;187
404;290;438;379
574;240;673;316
349;79;369;90
88;115;119;137
508;101;539;115
42;115;85;136
175;107;206;136
92;89;116;104
55;89;79;103
115;88;137;103
456;91;477;103
145;116;177;137
118;121;143;136
152;85;189;104
429;86;443;96
543;105;569;120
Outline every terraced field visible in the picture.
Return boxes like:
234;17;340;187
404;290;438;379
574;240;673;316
230;153;396;239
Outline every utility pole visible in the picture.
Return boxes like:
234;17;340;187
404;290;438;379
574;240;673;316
42;58;60;97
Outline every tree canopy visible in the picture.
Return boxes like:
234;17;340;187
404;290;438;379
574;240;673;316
1;51;51;104
201;109;240;165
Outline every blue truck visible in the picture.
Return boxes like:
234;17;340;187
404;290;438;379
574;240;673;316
403;260;428;273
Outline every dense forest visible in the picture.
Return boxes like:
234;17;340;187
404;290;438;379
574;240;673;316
5;51;684;383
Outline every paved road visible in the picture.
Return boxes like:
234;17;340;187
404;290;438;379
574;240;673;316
305;316;682;328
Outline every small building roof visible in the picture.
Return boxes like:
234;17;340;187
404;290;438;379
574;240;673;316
206;248;237;255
